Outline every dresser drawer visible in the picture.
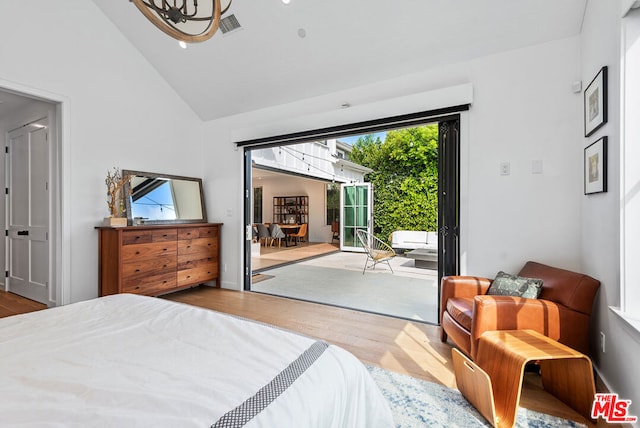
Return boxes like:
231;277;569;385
122;256;176;278
122;241;177;260
177;265;217;287
122;230;153;245
198;226;219;238
122;272;177;295
152;229;177;242
177;254;216;271
178;238;218;256
177;228;200;240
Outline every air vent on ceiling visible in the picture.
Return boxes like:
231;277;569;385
220;14;242;34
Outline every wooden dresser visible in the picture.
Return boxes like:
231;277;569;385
98;223;222;297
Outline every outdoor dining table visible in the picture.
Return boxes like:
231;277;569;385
278;224;300;247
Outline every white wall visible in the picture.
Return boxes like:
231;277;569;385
203;35;583;293
0;0;204;303
581;0;640;419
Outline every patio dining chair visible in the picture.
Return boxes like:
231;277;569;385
289;223;308;245
256;223;271;246
269;223;286;247
355;229;396;274
331;221;340;243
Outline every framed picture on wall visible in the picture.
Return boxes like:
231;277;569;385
584;66;608;137
584;136;607;195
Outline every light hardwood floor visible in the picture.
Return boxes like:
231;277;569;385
2;287;616;427
165;286;615;427
0;290;47;317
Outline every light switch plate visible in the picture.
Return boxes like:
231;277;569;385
532;160;543;174
500;162;510;176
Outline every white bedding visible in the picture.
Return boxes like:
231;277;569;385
0;294;393;427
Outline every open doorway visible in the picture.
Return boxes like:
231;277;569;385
241;112;461;324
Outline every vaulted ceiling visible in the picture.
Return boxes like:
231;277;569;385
92;0;587;121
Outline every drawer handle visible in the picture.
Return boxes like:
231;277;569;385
186;275;191;279
135;236;141;240
163;234;168;238
163;280;168;284
135;269;141;273
162;264;167;268
135;251;140;255
163;248;168;252
187;246;191;249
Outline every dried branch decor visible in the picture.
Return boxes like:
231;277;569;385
105;167;131;218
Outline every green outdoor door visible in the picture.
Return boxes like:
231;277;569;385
340;183;372;252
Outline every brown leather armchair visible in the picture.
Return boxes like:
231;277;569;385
440;261;600;360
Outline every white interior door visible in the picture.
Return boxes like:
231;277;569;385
340;183;373;252
6;118;50;304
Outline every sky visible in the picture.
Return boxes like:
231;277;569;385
338;131;387;146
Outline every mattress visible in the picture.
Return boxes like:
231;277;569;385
0;293;394;427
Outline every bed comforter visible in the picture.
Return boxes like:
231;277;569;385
0;293;393;427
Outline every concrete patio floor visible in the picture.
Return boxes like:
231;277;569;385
251;250;440;324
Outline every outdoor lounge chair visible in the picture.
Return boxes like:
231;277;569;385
356;229;396;274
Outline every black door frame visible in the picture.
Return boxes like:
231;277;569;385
239;109;465;319
437;118;460;284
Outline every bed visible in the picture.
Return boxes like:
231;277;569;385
0;293;394;427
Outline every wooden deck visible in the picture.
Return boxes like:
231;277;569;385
251;241;339;272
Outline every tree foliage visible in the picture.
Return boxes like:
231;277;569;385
350;125;438;243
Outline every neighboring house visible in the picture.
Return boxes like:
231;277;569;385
252;139;371;185
0;0;639;411
251;139;372;242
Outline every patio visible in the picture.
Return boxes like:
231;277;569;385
251;244;439;324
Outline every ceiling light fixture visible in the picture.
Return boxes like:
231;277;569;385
131;0;232;43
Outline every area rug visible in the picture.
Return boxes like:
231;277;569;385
367;365;586;427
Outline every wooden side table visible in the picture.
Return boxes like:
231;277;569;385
454;329;596;428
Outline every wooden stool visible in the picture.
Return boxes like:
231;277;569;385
453;329;596;427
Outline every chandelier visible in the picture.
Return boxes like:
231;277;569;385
131;0;232;43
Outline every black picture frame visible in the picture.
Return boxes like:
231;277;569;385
584;66;608;137
584;136;607;195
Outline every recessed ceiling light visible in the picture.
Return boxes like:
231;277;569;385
297;28;306;38
282;0;291;4
178;41;188;49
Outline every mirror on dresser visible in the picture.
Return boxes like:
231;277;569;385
123;170;207;225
